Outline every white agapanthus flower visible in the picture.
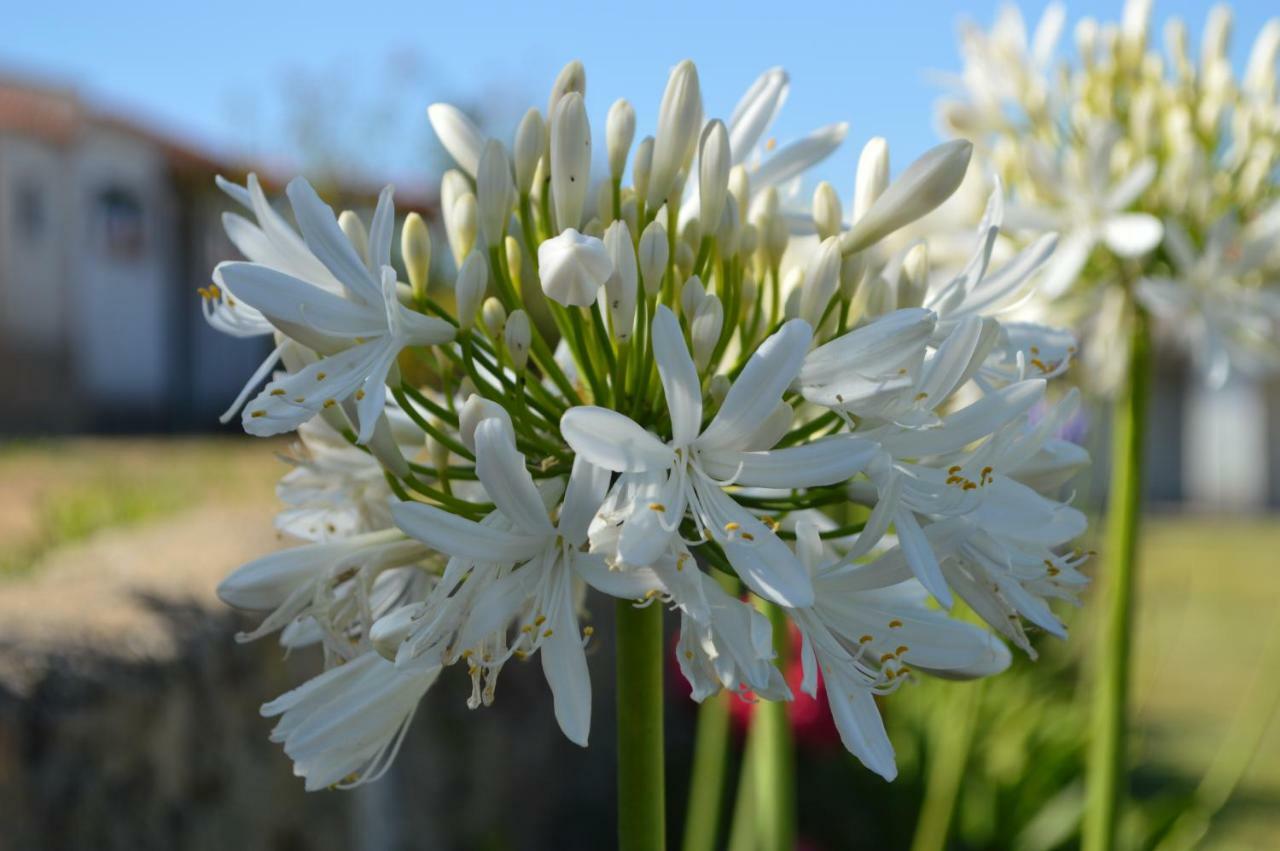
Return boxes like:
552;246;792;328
940;0;1280;390
208;58;1090;791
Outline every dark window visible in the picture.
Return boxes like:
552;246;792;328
13;180;45;241
97;186;145;260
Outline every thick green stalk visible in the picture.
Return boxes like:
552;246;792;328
1083;304;1151;851
617;600;666;851
751;602;796;851
681;693;732;851
909;681;984;851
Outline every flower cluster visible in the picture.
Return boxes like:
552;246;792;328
207;59;1088;789
940;0;1280;389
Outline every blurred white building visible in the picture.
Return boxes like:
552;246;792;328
0;73;434;434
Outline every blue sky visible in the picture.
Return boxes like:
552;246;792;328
5;1;1276;191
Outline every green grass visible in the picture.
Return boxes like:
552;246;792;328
0;437;282;577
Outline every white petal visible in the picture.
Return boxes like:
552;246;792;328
697;482;814;607
542;570;592;746
749;122;848;191
618;471;685;568
286;178;381;304
893;508;952;608
366;185;396;273
700;319;812;451
538;229;612;308
1101;213;1163;257
882;379;1045;458
561;406;675;473
698;436;878;489
559;455;610;544
573;551;663;599
1105;159;1156;211
728;67;790;162
427;103;485;177
1035;229;1093;299
216;262;382;335
651;306;703;445
826;672;897;780
475;418;554;536
390;501;542;563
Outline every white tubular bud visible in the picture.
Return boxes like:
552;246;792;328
853;137;890;223
1165;18;1191;77
691;294;724;370
504;235;524;293
504;309;531;370
782;269;804;320
1120;0;1153;63
1201;5;1232;72
647;60;702;208
401;212;431;303
638;220;669;296
838;253;863;301
370;603;428;661
338;210;369;263
455;250;488;330
447;193;478;268
550;92;591;233
633;136;655;206
440;169;469;224
583;217;605;239
597;181;616;225
607;98;636;180
798;236;842;328
1077;17;1100;65
482;296;507;338
1244;20;1280;99
459;394;514;452
840;140;971;256
513;108;546;196
899;242;930;309
547;60;586;118
739;222;759;258
427;103;485;177
621;194;639;236
708;374;731;406
680;217;702;252
603;220;638;341
740;274;759;312
681;275;706;319
477;139;514;247
728;165;750;216
537;229;611;307
812;181;842;241
698;119;731;232
675;240;696;282
716;195;741;258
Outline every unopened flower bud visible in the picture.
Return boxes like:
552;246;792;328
708;374;731;406
691;294;724;369
1201;6;1232;73
459;394;513;451
812;181;842;241
838;253;863;301
428;103;484;177
401;212;431;303
455;251;488;330
782;269;804;319
739;222;759;258
603;220;638;341
477;139;514;247
513;108;545;196
504;235;524;293
633;136;655;205
597;181;616;225
899;242;929;309
853;137;890;223
504;309;531;370
798;236;842;328
675;240;695;282
441;169;469;224
338;210;369;263
550;92;591;233
680;217;702;252
716;195;741;257
740;275;759;311
547;60;586;118
537;229;611;307
681;275;706;319
698;119;731;231
728;165;750;216
841;140;971;256
648;60;702;208
447;193;478;268
638;220;669;296
482;297;507;338
607;99;636;180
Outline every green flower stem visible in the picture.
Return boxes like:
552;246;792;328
751;601;796;851
1083;302;1151;851
616;599;667;851
681;692;732;851
909;679;984;851
726;730;759;851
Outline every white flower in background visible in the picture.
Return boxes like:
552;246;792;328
209;58;1090;789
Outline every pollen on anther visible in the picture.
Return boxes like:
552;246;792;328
323;399;336;409
859;634;874;644
316;372;327;381
649;502;666;512
542;628;554;638
355;389;366;400
888;619;903;629
583;626;595;637
250;410;266;418
269;388;286;396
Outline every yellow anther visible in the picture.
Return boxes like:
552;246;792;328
879;652;895;663
962;481;977;490
859;634;874;644
355;389;366;401
724;522;741;533
888;619;903;629
316;372;327;381
897;368;908;375
583;626;595;637
684;650;694;661
948;465;962;474
534;615;547;626
514;650;528;660
269;388;286;396
895;645;909;656
521;624;534;634
649;502;666;512
1030;345;1040;355
542;628;554;638
323;399;336;409
765;137;777;151
763;516;780;531
914;392;928;401
250;410;266;418
1047;566;1061;577
741;532;755;541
